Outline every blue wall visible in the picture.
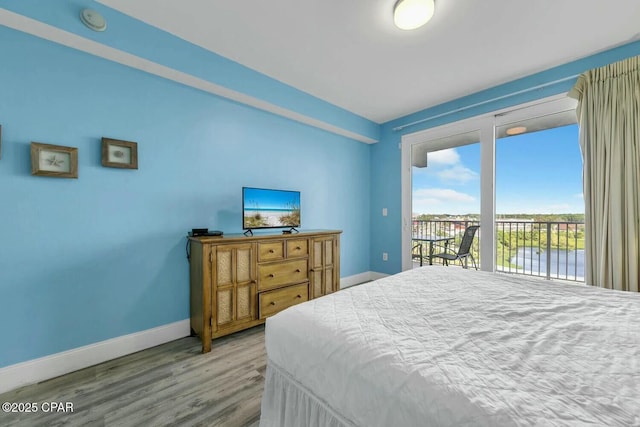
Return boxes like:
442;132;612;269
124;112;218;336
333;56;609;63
0;26;370;367
370;40;640;275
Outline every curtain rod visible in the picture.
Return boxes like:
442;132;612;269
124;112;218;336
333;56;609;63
392;74;580;132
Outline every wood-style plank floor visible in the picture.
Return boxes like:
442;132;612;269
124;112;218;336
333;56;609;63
0;325;266;427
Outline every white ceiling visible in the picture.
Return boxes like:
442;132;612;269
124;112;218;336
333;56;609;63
99;0;640;124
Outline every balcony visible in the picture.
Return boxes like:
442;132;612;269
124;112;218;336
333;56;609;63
412;220;585;282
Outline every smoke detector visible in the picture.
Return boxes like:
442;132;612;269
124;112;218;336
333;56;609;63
80;9;107;32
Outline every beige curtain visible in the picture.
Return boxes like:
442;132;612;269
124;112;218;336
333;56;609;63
569;56;640;292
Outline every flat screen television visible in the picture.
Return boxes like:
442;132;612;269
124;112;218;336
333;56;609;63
242;187;301;231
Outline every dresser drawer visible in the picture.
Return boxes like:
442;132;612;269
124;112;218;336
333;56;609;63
258;241;284;261
286;239;308;259
259;283;308;319
258;259;308;291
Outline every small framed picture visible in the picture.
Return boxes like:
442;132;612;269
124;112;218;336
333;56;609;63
31;142;78;178
102;137;138;169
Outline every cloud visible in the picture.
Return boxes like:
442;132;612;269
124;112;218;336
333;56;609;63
412;148;480;214
414;188;476;202
427;148;460;165
436;165;479;184
412;188;477;214
415;148;479;185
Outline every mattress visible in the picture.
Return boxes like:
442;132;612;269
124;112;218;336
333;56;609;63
260;266;640;427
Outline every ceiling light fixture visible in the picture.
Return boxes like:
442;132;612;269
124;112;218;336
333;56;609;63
393;0;435;30
506;126;527;136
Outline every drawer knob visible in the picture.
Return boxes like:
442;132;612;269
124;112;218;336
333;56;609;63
269;249;274;253
295;269;301;273
296;294;302;299
270;301;276;306
295;246;301;250
268;274;274;278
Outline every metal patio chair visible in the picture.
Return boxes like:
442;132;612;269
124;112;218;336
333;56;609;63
412;241;424;266
431;225;480;270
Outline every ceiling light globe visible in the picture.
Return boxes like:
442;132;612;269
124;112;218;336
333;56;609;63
394;0;435;30
506;126;527;136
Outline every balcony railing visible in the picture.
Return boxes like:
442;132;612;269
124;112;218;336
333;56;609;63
412;220;585;282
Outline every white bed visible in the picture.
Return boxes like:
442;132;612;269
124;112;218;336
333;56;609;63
259;266;640;427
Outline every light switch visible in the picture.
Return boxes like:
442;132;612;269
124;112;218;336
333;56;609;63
382;208;388;216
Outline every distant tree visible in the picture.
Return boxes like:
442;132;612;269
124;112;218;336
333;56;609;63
563;213;585;222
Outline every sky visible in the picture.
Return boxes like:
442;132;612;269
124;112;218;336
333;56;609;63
412;124;584;215
243;187;300;211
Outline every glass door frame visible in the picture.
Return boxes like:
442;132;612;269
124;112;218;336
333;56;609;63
401;94;577;272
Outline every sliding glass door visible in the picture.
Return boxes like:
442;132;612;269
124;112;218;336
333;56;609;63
402;95;580;277
410;133;481;269
495;108;582;281
401;117;494;272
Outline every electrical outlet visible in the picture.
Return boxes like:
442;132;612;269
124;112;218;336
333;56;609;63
382;208;388;216
382;252;388;261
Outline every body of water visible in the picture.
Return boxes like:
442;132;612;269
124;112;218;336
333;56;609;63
509;248;585;279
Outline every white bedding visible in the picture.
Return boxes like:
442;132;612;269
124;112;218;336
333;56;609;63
260;266;640;427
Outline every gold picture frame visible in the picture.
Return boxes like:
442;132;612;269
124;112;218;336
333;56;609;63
102;137;138;169
31;142;78;178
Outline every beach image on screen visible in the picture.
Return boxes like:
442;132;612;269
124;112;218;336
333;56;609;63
243;188;300;228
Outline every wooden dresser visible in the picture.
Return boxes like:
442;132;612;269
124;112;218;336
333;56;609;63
189;230;341;353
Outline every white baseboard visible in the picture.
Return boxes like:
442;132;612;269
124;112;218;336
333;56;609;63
369;271;390;281
0;319;190;395
341;271;389;288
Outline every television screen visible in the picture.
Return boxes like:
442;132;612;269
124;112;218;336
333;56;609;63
243;187;301;230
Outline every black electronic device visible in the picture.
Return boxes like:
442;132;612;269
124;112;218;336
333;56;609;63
191;228;223;237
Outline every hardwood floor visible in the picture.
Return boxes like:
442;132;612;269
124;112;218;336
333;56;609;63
0;325;266;427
